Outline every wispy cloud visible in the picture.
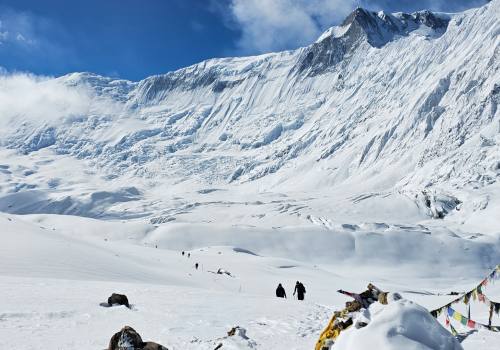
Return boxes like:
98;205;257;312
0;6;76;73
0;8;42;48
226;0;356;54
0;71;121;128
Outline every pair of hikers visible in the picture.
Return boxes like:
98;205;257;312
276;281;306;300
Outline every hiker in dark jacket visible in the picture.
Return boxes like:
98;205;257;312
276;283;287;298
294;281;306;300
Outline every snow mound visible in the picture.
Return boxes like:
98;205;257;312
335;299;463;350
214;327;257;350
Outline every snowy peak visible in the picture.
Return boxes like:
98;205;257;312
299;7;451;76
409;10;450;30
317;7;450;48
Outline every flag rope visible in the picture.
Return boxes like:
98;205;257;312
430;265;500;332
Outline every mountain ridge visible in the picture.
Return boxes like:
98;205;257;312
62;7;455;92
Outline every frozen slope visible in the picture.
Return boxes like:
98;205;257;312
0;2;498;228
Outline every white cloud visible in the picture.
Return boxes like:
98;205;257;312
0;72;121;128
0;7;77;73
0;31;8;43
227;0;357;53
16;33;26;42
0;8;38;47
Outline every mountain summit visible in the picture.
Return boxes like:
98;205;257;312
300;8;451;74
339;7;450;46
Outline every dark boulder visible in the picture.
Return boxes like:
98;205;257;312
108;326;168;350
108;293;130;308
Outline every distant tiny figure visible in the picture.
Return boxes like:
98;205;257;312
187;253;191;258
294;281;306;301
195;263;199;270
276;283;287;298
182;251;185;256
155;245;158;248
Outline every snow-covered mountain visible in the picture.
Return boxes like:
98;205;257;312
1;3;500;349
0;1;498;229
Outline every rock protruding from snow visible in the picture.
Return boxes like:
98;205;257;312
334;298;463;350
106;293;131;308
315;7;450;47
108;326;168;350
416;190;461;219
214;327;257;350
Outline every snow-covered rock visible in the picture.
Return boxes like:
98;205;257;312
335;298;463;350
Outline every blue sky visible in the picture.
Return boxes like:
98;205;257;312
0;0;488;80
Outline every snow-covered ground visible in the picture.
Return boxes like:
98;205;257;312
0;1;499;349
0;212;499;349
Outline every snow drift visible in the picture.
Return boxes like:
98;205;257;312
334;298;463;350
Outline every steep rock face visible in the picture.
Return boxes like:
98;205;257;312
342;8;450;46
296;8;450;76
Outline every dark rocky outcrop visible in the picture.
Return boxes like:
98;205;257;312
108;293;131;308
296;7;450;76
108;326;168;350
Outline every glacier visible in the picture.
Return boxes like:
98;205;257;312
0;2;499;348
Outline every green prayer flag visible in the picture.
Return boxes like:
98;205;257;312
461;315;468;326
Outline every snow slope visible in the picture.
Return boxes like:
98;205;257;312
1;213;499;349
0;2;499;349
